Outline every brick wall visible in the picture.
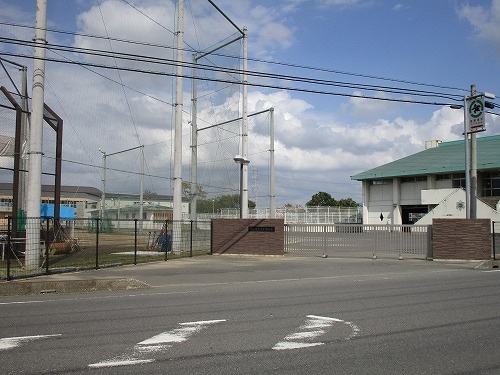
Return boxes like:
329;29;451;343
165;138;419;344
432;218;492;260
211;219;284;255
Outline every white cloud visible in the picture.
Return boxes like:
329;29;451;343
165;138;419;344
341;91;399;119
317;0;362;7
1;0;487;206
458;0;500;50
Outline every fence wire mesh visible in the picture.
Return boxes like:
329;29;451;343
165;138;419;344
0;217;211;280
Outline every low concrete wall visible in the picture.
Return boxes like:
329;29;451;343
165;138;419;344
211;219;284;255
432;218;492;260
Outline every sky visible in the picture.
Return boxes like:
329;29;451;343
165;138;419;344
0;0;499;208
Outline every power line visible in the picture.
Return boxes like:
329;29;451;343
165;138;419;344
0;20;468;95
0;37;463;106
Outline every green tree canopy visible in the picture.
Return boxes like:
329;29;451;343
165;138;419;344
306;191;336;206
337;197;359;207
306;192;358;207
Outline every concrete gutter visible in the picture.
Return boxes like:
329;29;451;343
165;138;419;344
474;259;500;270
0;278;150;296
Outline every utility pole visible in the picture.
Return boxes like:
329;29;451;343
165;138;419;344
469;84;477;219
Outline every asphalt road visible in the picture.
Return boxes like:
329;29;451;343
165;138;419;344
1;256;499;374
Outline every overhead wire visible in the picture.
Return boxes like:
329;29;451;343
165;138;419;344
0;21;468;104
2;10;497;202
0;40;464;107
1;20;466;95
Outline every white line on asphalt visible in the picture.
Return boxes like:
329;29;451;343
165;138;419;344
273;315;361;351
0;300;45;306
88;359;154;368
0;334;62;350
88;319;226;368
0;290;198;306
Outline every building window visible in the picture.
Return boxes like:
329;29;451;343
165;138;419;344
482;172;500;197
401;176;426;183
436;174;451;181
371;179;391;185
452;173;466;189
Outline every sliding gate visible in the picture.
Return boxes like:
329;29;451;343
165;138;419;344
285;224;431;259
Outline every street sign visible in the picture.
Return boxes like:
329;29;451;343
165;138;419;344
467;96;485;133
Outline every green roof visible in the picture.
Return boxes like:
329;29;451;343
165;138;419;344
351;134;500;181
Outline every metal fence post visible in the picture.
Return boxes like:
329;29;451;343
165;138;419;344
45;218;50;275
426;225;433;260
95;218;100;269
134;219;138;265
210;220;213;255
6;216;11;280
322;225;327;257
493;221;496;260
167;220;174;260
190;220;193;258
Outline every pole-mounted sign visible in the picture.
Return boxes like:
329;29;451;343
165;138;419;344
466;96;485;133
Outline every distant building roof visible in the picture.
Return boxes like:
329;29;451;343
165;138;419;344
351;134;500;181
0;183;102;199
105;192;177;201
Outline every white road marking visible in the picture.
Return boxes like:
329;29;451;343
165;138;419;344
138;319;226;346
88;319;226;368
0;290;198;306
273;315;361;351
88;359;154;368
0;334;62;350
0;300;45;306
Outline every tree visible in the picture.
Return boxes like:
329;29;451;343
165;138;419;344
337;198;359;208
182;181;206;200
306;192;359;207
306;192;336;206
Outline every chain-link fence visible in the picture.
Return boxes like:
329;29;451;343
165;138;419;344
0;217;211;280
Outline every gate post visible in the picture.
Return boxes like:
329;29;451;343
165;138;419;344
426;225;433;260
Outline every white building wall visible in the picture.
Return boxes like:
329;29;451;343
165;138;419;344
435;179;452;189
417;188;500;225
391;177;401;225
365;180;394;224
400;181;427;205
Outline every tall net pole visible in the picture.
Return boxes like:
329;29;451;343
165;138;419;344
25;0;47;270
173;0;184;223
241;27;249;218
172;0;184;249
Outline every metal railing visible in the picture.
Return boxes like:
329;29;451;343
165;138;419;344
285;224;432;259
0;217;211;280
195;206;362;223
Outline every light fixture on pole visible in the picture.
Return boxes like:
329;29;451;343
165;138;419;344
99;145;144;221
234;155;250;219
